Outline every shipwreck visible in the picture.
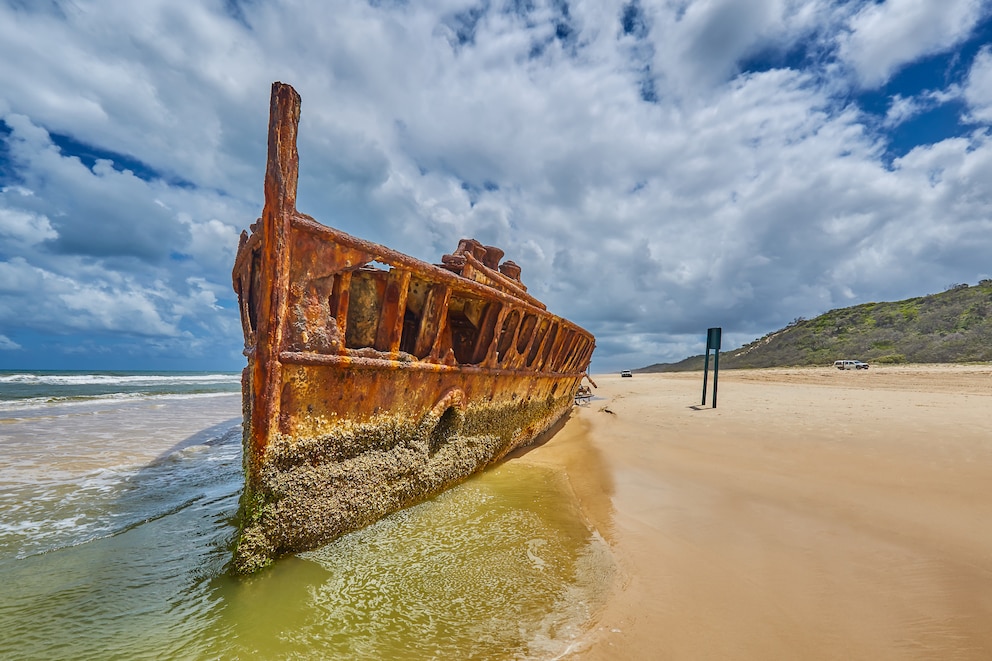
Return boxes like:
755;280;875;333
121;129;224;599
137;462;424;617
231;82;596;573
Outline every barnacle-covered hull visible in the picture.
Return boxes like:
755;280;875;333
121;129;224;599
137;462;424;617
231;83;595;573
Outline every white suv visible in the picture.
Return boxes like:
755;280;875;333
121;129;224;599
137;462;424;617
833;360;869;370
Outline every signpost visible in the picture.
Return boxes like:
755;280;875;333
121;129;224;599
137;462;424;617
701;327;721;408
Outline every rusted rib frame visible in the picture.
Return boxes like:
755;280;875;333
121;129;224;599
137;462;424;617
231;227;261;281
576;341;596;369
564;340;590;373
564;337;590;372
549;329;577;373
525;320;551;368
482;305;511;368
558;333;582;372
279;350;589;378
415;284;452;359
470;300;502;365
533;324;559;372
505;321;531;370
563;332;585;371
290;214;571;322
541;327;565;373
231;230;252;346
232;231;260;347
576;342;596;372
233;258;254;346
291;214;595;362
519;317;544;367
499;310;523;367
375;269;411;353
507;314;540;370
501;309;525;368
331;271;352;344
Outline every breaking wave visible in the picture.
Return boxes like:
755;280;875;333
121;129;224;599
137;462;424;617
0;371;241;411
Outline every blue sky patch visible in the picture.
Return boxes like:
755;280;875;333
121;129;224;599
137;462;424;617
49;132;163;181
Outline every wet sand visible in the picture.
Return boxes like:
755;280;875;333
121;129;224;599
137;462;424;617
520;365;992;660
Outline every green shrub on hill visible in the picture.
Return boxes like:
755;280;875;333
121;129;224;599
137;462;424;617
638;280;992;372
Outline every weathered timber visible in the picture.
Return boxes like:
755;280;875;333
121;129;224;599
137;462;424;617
231;82;596;573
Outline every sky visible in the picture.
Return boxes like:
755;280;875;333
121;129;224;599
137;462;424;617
2;0;992;373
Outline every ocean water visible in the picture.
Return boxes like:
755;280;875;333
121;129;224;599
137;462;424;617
0;371;613;660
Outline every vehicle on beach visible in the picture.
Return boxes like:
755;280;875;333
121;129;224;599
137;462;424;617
230;82;596;573
620;370;632;377
833;360;869;370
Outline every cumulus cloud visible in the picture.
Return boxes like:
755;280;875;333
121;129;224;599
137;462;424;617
0;257;175;336
0;200;57;245
964;45;992;121
0;86;253;366
838;0;987;88
649;0;835;94
883;87;962;127
1;0;991;371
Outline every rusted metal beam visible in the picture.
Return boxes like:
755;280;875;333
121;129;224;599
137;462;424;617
250;82;301;459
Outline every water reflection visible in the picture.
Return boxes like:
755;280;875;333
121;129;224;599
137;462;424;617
206;464;614;660
1;413;613;661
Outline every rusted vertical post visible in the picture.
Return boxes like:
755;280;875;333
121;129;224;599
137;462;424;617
250;82;301;452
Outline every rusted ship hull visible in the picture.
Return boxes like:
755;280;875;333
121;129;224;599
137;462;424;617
231;83;595;573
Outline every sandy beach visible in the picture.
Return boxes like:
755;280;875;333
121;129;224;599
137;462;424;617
520;365;992;660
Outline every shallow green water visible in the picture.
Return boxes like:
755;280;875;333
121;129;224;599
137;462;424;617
1;392;613;660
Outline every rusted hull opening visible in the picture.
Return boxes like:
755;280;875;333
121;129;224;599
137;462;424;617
234;385;577;574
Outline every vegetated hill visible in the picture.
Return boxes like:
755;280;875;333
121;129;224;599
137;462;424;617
639;280;992;372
